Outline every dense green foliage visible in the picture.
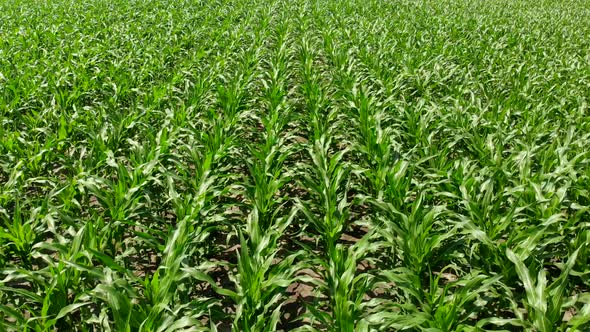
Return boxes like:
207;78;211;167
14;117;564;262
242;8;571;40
1;0;590;330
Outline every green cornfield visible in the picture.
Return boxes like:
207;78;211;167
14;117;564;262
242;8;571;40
1;0;590;330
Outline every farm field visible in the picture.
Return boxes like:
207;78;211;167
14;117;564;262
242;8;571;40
1;0;590;330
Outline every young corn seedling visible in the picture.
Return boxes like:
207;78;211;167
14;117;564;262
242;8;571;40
478;248;581;331
372;191;456;281
0;221;103;331
298;35;337;141
79;159;153;257
346;84;398;198
369;268;502;331
0;201;41;270
230;208;303;331
297;136;375;331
